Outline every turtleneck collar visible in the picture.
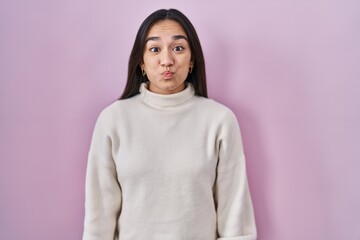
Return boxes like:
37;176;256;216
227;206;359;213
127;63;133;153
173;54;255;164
139;81;195;108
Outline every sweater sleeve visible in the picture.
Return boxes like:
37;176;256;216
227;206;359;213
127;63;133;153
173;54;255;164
214;109;257;240
83;109;122;240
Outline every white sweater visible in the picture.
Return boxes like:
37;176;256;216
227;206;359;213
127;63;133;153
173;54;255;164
83;81;257;240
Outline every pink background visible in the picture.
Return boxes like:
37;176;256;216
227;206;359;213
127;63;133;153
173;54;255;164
1;0;359;239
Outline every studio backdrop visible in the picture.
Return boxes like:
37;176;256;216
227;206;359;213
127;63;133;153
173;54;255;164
0;0;359;239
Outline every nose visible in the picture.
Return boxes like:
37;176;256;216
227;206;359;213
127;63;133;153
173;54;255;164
160;50;174;67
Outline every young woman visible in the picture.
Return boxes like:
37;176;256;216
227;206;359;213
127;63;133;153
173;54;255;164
83;8;257;240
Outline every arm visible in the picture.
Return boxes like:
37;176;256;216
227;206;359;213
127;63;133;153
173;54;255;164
214;110;257;240
83;110;122;240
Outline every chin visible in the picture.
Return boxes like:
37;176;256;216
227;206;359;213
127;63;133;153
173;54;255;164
150;80;185;94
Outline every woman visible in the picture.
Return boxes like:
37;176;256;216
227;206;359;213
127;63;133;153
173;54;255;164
83;8;257;240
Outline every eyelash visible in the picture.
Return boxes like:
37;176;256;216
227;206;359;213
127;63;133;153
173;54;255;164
173;46;184;52
149;46;185;53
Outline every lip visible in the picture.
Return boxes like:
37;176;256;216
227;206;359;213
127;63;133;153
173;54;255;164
163;71;174;78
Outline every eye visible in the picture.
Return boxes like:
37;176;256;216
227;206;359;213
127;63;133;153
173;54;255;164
149;47;160;52
173;46;184;52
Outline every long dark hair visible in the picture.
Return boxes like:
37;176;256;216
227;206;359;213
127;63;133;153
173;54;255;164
119;8;207;99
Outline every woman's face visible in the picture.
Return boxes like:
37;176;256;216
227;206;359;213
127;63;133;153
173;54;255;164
141;20;193;94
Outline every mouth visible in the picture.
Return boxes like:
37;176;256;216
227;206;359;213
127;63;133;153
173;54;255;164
162;71;174;79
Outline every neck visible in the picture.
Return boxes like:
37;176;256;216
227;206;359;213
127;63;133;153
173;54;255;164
148;82;186;95
139;81;195;108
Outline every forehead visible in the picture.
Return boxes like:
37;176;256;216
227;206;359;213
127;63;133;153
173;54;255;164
147;20;187;38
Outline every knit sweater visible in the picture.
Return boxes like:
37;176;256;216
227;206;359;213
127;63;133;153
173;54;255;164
83;81;257;240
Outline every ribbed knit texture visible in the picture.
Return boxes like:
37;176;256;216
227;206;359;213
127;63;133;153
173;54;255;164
83;81;257;240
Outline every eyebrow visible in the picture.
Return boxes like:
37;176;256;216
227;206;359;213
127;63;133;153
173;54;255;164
145;35;188;43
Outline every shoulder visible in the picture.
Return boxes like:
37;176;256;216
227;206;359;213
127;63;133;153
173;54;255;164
194;96;238;123
101;95;140;115
95;95;140;126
